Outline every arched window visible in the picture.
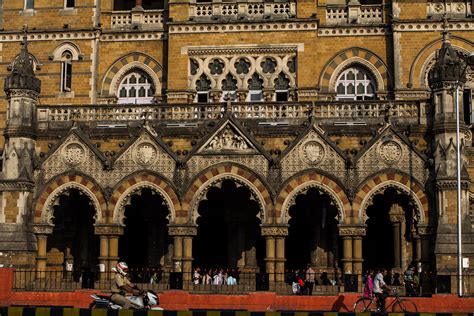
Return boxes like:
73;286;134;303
221;74;237;101
24;0;34;9
196;74;211;103
247;73;263;102
118;71;155;104
60;50;73;92
336;67;376;101
274;72;290;101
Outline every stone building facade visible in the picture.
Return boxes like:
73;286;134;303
0;0;474;290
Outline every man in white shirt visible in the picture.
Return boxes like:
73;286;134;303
373;268;390;311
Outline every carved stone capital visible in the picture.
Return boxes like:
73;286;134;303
33;224;54;235
417;225;435;236
94;224;124;236
436;179;469;191
389;214;405;223
168;225;197;236
0;180;35;192
261;225;288;237
338;225;366;236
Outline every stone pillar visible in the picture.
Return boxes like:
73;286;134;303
262;225;288;283
412;228;422;267
342;236;353;274
400;220;408;270
418;225;434;270
390;206;405;270
339;225;367;275
94;225;123;274
33;225;53;278
169;225;197;285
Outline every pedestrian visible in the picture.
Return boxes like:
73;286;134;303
193;267;201;285
363;269;374;297
305;264;315;295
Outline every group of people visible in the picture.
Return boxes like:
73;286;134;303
289;264;339;295
363;266;420;312
193;267;238;285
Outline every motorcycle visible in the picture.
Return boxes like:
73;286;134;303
90;290;163;310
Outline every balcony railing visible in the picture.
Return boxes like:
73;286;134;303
36;101;422;129
326;5;383;25
111;10;164;29
189;1;296;20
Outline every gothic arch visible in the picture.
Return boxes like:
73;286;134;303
100;52;162;98
408;36;474;88
183;164;272;224
52;41;82;61
34;174;106;225
110;173;179;224
354;173;428;225
275;172;349;224
319;47;390;93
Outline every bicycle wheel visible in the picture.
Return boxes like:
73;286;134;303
354;297;374;312
392;298;417;312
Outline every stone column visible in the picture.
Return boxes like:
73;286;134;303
353;236;363;275
342;236;353;274
262;225;288;283
418;225;434;270
33;225;53;278
169;225;197;285
412;227;422;267
95;225;123;274
390;206;405;270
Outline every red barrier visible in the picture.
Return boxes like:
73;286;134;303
1;269;474;312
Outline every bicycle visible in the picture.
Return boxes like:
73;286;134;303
353;287;417;312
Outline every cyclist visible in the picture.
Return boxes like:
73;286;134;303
373;268;390;312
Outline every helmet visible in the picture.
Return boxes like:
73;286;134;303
116;262;129;276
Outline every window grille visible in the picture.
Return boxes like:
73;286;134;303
118;71;155;104
335;67;376;101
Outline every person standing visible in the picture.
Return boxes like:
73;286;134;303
305;264;315;295
373;268;390;312
363;270;374;297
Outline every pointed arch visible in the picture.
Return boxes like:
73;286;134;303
275;172;350;224
34;174;106;225
100;52;162;98
319;47;390;94
110;172;179;224
52;41;82;61
409;36;474;88
354;172;428;224
183;163;272;224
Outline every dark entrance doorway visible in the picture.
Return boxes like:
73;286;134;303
193;180;265;271
363;187;415;271
286;188;340;271
119;188;172;269
48;189;99;271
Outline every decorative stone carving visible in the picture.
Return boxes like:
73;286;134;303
301;141;325;165
94;224;124;236
133;142;158;166
338;225;367;236
206;125;250;151
168;225;198;236
62;143;85;166
32;224;54;235
261;225;289;236
379;141;402;165
0;181;35;191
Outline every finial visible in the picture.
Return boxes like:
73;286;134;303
442;14;450;42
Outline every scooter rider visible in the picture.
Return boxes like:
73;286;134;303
110;262;142;309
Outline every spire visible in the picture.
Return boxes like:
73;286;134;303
428;16;466;88
4;25;41;94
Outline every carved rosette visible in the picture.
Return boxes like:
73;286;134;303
62;142;86;166
338;225;366;236
378;140;402;165
261;225;289;236
300;141;325;165
133;142;158;166
94;224;124;236
168;225;198;236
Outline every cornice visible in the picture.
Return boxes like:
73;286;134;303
392;20;474;32
185;44;300;57
318;27;390;37
0;180;35;192
169;21;318;34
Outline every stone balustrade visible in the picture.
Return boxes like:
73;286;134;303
189;1;296;20
36;101;422;129
427;0;472;18
111;10;164;29
326;5;382;25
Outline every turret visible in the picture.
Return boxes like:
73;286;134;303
2;30;40;180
